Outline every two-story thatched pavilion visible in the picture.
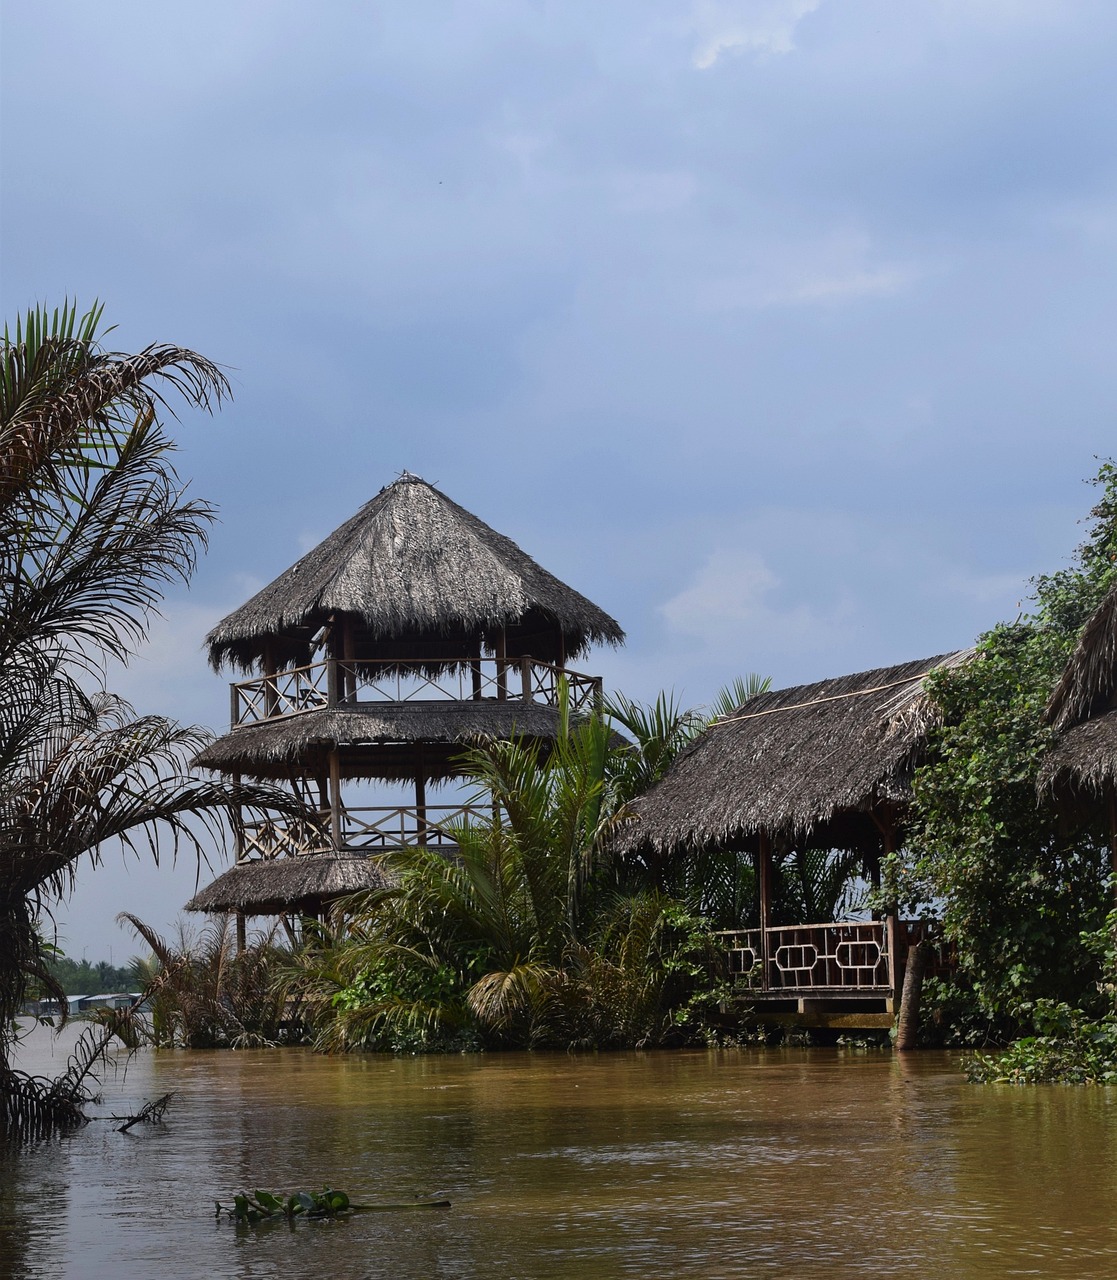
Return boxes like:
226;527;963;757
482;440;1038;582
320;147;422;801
619;652;967;1022
187;473;623;933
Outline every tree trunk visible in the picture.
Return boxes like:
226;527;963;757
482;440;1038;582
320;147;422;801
895;939;930;1051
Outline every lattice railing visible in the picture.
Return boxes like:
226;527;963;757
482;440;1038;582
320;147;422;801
231;657;602;726
717;922;893;993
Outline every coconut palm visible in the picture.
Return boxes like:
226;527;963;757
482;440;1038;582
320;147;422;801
0;303;309;1133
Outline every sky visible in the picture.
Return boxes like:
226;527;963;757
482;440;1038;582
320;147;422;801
3;0;1117;959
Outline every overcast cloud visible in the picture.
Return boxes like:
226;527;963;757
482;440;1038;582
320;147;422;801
3;1;1116;955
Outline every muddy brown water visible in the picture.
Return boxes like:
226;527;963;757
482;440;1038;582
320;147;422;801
2;1025;1116;1279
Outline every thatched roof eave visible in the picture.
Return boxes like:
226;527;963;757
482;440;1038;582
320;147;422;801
185;856;390;916
619;650;970;858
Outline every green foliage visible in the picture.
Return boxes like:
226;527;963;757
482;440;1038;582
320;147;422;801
120;914;292;1049
42;956;139;996
902;462;1117;1032
967;1002;1117;1084
284;692;728;1052
215;1188;450;1222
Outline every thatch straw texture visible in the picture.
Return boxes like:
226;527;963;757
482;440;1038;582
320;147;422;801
620;652;966;857
193;701;571;781
185;856;389;916
1046;584;1117;732
1039;709;1117;800
206;474;623;672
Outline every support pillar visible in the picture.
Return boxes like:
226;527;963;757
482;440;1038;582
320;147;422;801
329;749;343;854
496;626;507;701
758;828;773;991
415;774;427;847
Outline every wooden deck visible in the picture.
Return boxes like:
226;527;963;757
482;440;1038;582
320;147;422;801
230;657;603;727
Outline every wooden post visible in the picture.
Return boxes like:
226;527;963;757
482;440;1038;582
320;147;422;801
327;656;339;709
758;828;773;992
329;749;342;853
263;641;277;718
232;772;244;864
472;637;483;701
879;811;904;1009
230;681;240;730
415;774;427;846
521;654;533;702
236;913;246;954
341;615;357;702
495;627;507;702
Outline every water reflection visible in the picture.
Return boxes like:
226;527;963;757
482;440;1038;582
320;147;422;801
3;1030;1116;1278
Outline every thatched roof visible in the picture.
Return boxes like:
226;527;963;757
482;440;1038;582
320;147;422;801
620;652;968;857
185;856;389;916
1045;584;1117;733
206;474;624;672
194;700;574;781
1039;709;1117;801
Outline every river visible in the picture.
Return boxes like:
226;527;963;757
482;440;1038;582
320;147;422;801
2;1025;1115;1278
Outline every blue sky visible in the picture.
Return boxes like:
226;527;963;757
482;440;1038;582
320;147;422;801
4;1;1117;958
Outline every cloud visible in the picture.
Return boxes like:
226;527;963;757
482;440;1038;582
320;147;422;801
691;0;822;69
699;230;925;311
660;547;853;660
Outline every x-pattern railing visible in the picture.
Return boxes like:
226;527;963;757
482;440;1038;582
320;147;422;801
231;657;603;726
237;804;490;860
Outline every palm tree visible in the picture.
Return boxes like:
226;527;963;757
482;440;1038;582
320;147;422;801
0;303;308;1134
290;693;724;1051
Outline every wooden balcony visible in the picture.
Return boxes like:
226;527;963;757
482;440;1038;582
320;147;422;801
230;657;603;728
716;919;950;1008
238;803;490;860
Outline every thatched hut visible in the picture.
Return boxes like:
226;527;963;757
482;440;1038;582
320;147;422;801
1041;584;1117;874
620;652;967;1012
189;473;623;931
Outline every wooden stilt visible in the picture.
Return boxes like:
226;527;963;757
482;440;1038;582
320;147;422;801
236;912;246;954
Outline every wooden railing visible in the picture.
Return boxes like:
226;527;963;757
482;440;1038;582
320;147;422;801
239;803;489;860
715;920;950;996
230;658;602;727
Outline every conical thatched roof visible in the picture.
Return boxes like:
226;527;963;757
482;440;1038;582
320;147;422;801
185;856;389;916
619;652;968;857
206;474;624;672
194;701;575;781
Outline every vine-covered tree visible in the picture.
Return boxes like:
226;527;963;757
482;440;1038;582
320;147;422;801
900;462;1117;1038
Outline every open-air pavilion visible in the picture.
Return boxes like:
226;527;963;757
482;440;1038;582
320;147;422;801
187;472;623;933
619;652;968;1024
